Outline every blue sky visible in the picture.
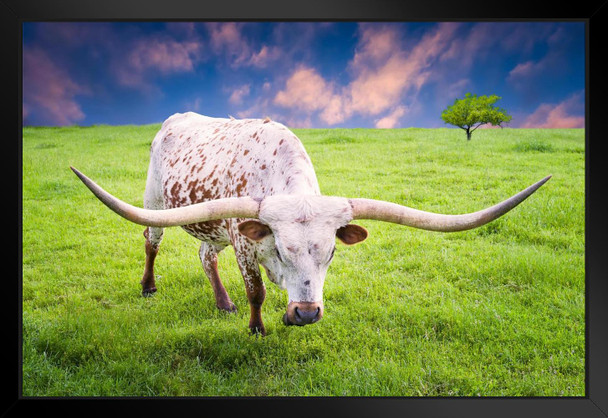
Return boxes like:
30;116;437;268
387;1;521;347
22;21;585;129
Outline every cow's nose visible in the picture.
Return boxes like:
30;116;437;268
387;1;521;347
295;306;320;324
283;301;323;326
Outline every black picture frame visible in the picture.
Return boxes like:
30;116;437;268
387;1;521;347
6;0;607;417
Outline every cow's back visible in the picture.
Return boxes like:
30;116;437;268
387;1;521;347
148;112;320;243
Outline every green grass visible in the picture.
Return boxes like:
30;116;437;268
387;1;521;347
22;126;585;397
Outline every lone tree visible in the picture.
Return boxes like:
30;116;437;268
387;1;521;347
441;93;512;140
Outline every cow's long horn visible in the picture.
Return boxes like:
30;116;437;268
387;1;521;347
349;176;551;232
71;167;260;227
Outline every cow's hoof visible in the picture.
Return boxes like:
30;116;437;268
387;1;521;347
142;287;157;297
249;324;266;337
218;301;238;313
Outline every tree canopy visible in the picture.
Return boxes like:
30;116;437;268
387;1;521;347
441;93;512;140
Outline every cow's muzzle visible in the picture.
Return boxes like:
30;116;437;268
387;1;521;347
283;301;323;326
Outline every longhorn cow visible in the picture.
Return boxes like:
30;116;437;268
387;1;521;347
72;112;550;335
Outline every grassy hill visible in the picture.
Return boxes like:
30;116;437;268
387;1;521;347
22;125;585;396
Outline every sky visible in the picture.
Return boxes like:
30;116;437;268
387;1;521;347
22;21;585;129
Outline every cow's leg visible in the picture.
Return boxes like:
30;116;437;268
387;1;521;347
141;166;164;296
141;226;163;296
233;242;267;336
199;242;237;312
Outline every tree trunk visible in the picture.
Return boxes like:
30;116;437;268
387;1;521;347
466;129;472;140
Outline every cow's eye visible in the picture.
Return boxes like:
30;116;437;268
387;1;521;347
275;247;283;263
328;247;336;263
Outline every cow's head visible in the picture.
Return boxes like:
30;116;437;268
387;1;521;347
237;195;368;326
71;167;550;327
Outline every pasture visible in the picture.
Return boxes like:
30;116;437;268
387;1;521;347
22;125;585;396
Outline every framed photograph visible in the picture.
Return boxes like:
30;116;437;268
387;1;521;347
8;0;607;416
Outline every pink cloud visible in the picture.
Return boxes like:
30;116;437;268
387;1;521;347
128;39;201;74
272;66;349;125
500;23;554;53
208;22;244;62
208;22;241;47
228;84;251;105
206;22;281;68
273;23;459;126
350;23;401;68
279;115;313;129
507;27;569;87
29;23;205;96
23;48;88;125
319;95;349;125
507;59;547;83
520;93;584;128
375;106;407;128
509;61;536;79
446;78;471;99
114;38;202;90
248;45;282;68
274;66;336;112
440;23;494;69
348;53;410;116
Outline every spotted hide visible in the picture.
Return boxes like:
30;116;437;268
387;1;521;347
143;112;341;335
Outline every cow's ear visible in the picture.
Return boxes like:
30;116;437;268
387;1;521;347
238;220;272;241
336;224;368;245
